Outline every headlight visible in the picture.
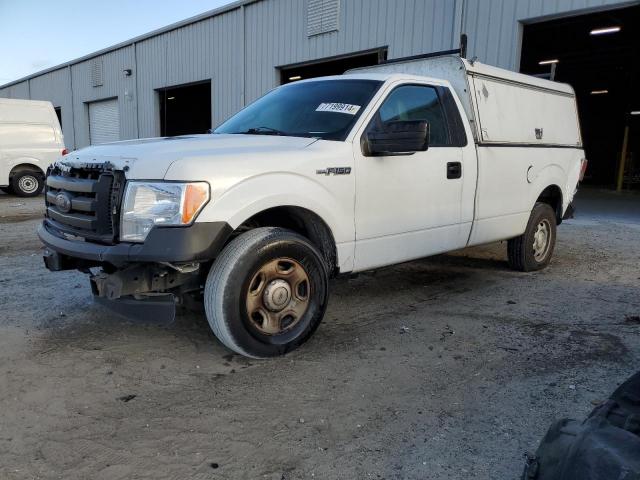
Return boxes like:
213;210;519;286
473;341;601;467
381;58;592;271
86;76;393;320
120;181;210;242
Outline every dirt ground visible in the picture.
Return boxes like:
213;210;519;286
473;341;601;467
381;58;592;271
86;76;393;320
0;188;638;480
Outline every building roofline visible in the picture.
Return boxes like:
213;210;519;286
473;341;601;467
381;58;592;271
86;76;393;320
0;0;260;89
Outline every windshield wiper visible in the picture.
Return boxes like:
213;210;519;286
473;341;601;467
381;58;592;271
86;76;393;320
240;126;287;136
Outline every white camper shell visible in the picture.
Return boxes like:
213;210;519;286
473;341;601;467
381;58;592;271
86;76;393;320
0;98;65;196
349;55;583;147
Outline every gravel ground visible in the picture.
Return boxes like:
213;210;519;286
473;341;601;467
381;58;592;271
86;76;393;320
0;188;638;480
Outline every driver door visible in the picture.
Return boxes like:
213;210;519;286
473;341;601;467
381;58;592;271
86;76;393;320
353;82;469;271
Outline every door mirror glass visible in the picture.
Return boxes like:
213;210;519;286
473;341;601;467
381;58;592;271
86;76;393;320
364;120;430;156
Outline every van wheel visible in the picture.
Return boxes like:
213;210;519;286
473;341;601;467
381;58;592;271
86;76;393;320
507;202;557;272
11;169;43;197
204;227;329;358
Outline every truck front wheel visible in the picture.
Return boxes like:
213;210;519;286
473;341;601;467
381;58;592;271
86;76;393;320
507;202;557;272
204;227;329;358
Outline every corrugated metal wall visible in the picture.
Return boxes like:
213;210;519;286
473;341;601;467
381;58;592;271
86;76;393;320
0;81;30;99
69;46;137;147
135;8;244;138
0;0;632;150
243;0;457;102
28;68;75;148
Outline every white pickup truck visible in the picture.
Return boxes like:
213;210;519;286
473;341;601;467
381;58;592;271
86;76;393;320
38;55;587;358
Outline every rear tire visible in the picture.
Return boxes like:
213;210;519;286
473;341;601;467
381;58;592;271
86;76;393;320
507;202;557;272
204;227;329;358
11;169;44;197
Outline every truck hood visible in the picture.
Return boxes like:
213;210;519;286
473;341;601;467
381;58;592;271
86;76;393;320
59;134;319;178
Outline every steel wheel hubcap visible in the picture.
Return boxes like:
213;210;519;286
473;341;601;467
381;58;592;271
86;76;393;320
18;175;38;193
532;219;551;262
245;258;311;335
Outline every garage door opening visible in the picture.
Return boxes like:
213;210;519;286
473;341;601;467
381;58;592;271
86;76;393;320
279;47;387;85
158;81;211;137
520;5;639;191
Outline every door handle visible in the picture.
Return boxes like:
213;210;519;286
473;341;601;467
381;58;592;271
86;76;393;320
447;162;462;179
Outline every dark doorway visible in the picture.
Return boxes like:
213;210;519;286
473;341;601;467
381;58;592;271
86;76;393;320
279;48;387;85
54;107;62;131
520;5;640;190
158;81;212;137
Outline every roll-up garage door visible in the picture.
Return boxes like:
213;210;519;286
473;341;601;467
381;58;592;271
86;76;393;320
88;98;120;145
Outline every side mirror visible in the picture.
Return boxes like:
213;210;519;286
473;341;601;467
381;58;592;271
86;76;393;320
363;120;429;156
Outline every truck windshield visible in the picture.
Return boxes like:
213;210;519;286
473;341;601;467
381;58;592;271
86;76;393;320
214;79;382;141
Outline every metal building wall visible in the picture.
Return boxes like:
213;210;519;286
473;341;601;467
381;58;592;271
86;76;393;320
136;0;457;134
0;0;633;150
29;68;75;148
0;81;29;99
69;46;137;148
243;0;458;103
135;7;244;138
461;0;633;70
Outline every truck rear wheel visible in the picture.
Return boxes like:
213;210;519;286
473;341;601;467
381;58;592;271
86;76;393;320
507;202;557;272
11;169;44;197
204;227;329;358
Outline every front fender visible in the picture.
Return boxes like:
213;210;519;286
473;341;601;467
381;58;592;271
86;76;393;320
197;172;354;245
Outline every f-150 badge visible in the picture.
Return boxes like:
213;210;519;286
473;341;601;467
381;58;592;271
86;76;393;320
316;167;351;176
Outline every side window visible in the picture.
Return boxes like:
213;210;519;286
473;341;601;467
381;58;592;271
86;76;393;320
374;85;450;146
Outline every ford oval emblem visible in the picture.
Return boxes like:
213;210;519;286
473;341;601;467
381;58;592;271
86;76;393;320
55;192;72;213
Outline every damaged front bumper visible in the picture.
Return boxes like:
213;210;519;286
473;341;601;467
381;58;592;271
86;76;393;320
38;219;232;321
89;263;200;324
38;220;232;269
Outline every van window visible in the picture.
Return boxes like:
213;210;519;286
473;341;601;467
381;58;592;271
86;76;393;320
0;123;56;147
374;85;450;146
54;107;63;132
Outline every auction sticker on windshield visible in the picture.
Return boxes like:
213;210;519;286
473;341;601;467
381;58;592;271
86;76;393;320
316;103;361;115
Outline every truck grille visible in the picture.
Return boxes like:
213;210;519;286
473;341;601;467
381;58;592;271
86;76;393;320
44;163;125;243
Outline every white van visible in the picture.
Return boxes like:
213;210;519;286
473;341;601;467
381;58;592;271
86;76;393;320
0;98;66;196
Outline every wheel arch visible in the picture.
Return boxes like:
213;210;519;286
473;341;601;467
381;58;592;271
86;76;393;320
535;184;564;225
10;161;46;178
231;206;339;276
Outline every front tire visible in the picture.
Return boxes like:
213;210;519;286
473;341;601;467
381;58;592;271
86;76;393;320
204;227;329;358
507;202;557;272
11;169;44;197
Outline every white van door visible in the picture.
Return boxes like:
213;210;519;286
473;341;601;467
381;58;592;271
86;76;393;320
89;98;120;145
353;82;472;271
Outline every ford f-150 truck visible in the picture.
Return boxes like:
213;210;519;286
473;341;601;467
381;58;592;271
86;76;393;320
38;55;587;358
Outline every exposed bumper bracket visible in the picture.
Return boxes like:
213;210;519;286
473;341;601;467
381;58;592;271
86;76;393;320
90;264;198;300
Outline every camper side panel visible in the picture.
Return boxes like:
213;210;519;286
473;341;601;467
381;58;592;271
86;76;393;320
470;75;582;146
